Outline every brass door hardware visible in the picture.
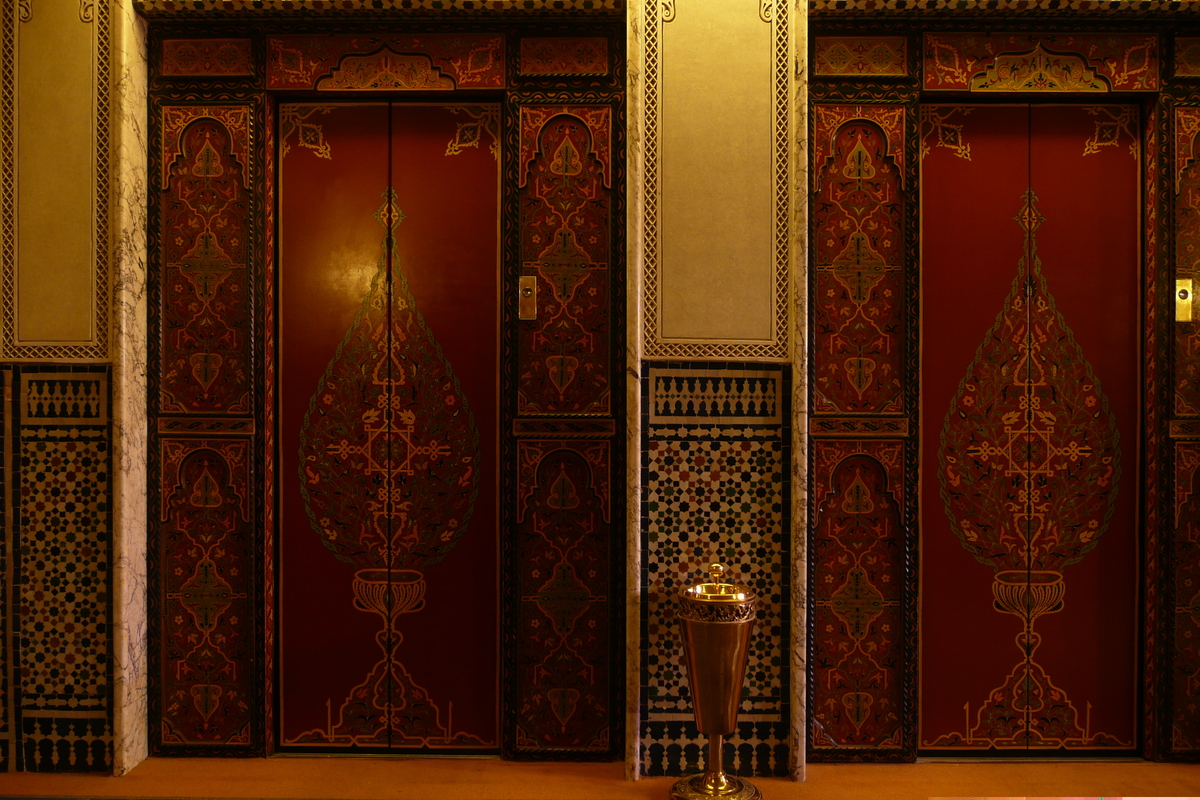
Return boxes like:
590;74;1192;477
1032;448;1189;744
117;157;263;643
519;275;537;320
1178;278;1193;323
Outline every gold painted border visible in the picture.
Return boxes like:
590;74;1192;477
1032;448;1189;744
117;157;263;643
641;0;793;361
0;1;110;361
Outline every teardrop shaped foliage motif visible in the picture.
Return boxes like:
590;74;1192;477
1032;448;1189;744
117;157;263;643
939;191;1120;573
299;189;480;571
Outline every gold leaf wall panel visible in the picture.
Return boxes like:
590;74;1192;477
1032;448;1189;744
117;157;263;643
2;0;110;359
642;0;793;360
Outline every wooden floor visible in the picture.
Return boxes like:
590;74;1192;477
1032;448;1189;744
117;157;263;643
0;758;1198;800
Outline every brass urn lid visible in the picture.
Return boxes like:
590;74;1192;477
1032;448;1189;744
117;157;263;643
680;563;756;604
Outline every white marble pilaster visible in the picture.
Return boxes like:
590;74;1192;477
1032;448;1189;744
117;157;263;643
110;0;149;776
790;3;807;781
624;0;648;782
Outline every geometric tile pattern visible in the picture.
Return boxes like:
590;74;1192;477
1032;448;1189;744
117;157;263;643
640;363;790;778
7;366;112;771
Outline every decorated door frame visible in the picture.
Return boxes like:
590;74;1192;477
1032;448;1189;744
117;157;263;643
808;9;1200;763
144;17;626;759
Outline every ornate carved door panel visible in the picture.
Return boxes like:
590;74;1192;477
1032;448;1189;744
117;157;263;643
278;102;499;752
920;104;1139;753
148;26;625;758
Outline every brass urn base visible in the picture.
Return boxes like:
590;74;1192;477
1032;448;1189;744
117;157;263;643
668;773;762;800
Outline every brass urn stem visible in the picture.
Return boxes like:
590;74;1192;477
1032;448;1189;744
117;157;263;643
700;734;730;793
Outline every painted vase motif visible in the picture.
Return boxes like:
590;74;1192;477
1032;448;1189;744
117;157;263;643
295;189;483;747
934;190;1127;748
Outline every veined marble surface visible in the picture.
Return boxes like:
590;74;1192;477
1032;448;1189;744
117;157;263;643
624;0;648;782
790;9;808;781
111;0;149;776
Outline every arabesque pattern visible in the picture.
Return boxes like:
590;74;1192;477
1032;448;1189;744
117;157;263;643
810;443;904;752
290;191;483;749
931;192;1127;749
812;108;905;415
515;440;612;750
267;34;504;90
159;111;252;415
1173;443;1200;752
814;36;907;76
518;107;612;416
153;101;262;752
159;439;254;746
923;33;1158;92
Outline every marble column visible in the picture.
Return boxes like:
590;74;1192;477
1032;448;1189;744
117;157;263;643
111;0;149;776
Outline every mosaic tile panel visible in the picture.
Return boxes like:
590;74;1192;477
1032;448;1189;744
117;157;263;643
640;364;790;778
13;367;113;771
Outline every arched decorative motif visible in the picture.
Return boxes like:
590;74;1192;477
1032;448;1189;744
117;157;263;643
160;442;253;745
514;441;612;750
159;113;253;416
812;115;905;415
518;111;612;416
810;445;905;752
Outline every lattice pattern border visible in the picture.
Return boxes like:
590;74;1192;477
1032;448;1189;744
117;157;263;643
0;0;110;360
640;0;793;361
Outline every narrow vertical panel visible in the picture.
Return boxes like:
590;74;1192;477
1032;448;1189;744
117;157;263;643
811;106;905;415
261;99;277;757
0;366;11;771
158;438;254;747
16;368;112;771
640;365;790;778
5;0;110;358
518;105;612;416
641;0;792;360
809;442;904;754
158;106;253;415
513;440;612;752
1144;99;1169;761
1174;108;1200;416
150;100;262;756
1173;443;1200;753
14;3;93;342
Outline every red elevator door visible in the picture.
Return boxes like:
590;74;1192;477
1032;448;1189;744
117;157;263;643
920;104;1139;752
278;103;499;752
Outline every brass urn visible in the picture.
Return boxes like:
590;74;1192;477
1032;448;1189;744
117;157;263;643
671;563;762;800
